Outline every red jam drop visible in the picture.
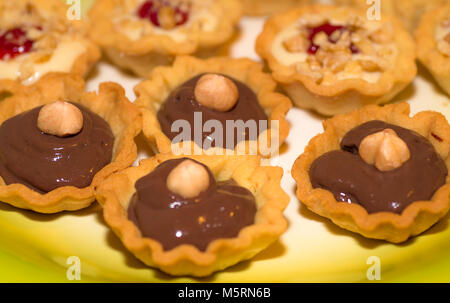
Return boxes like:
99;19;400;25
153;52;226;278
0;28;34;60
138;0;189;28
307;23;359;55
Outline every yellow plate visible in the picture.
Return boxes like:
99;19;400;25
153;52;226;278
0;0;449;282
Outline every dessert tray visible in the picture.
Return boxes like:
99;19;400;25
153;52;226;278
0;7;449;282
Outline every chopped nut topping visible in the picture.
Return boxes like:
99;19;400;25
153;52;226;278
316;47;352;72
158;6;177;30
312;31;329;48
283;34;308;53
280;16;396;82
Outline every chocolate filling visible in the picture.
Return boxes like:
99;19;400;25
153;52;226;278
128;158;257;251
0;104;114;193
309;120;448;214
157;74;268;149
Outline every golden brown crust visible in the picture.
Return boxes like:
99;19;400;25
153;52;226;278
255;4;417;116
0;0;100;86
0;73;142;213
134;56;292;157
241;0;310;16
292;103;450;243
88;0;242;77
96;153;289;277
415;3;450;95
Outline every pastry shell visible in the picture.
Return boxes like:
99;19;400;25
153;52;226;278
0;73;142;213
255;4;417;116
415;3;450;96
0;0;100;87
88;0;242;77
292;103;450;243
241;0;310;16
134;56;292;157
96;153;289;277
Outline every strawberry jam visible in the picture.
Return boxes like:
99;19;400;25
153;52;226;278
0;28;34;60
138;0;189;27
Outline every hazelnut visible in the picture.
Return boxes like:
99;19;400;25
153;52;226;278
194;74;239;112
313;31;329;47
37;101;83;137
158;6;177;30
359;128;410;171
167;159;210;198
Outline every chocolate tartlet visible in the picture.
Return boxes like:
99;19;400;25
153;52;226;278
135;56;291;156
128;158;257;251
0;74;142;213
0;103;114;193
292;103;450;243
309;120;447;214
157;74;268;149
96;154;289;277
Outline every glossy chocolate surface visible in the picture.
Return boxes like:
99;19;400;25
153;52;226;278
309;121;447;214
157;74;268;149
0;104;114;193
128;158;257;251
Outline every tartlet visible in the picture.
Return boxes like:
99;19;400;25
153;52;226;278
88;0;242;77
292;103;450;243
255;4;417;116
241;0;310;16
0;74;142;213
415;3;450;96
134;56;291;157
0;0;100;88
96;153;289;277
